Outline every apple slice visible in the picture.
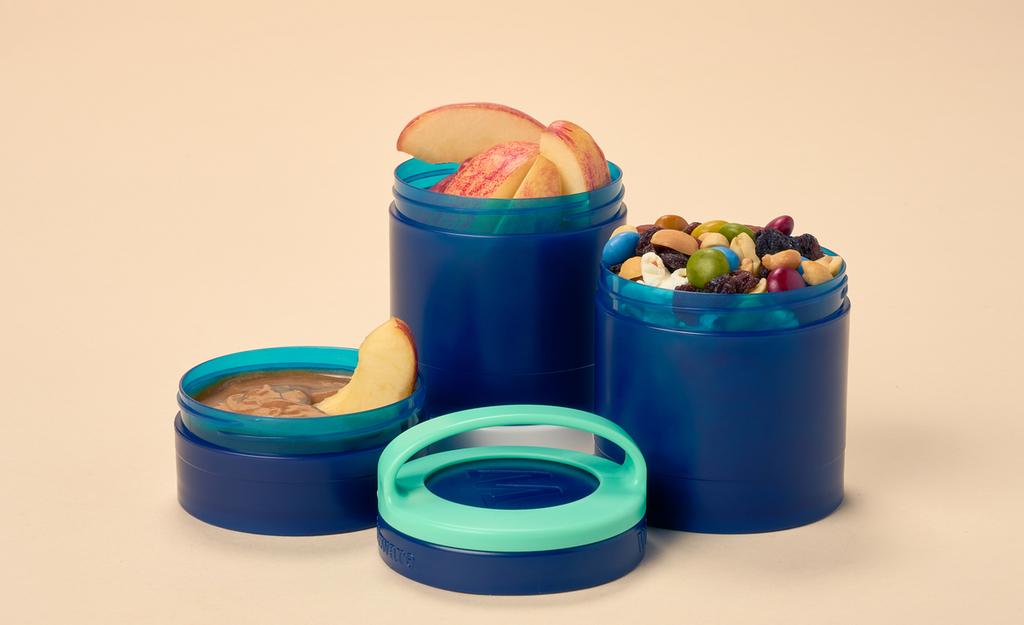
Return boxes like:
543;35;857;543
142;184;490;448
314;317;418;416
429;173;455;193
512;155;562;198
442;141;540;198
316;382;350;410
539;120;611;194
397;103;545;164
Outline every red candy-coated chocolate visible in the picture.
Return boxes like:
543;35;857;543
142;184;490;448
765;215;794;236
766;266;805;292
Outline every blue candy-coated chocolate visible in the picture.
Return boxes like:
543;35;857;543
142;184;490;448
602;231;640;266
708;246;739;271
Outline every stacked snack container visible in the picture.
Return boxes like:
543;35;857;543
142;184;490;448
390;159;626;418
594;258;850;533
175;346;426;535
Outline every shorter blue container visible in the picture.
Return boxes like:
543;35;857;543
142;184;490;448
175;346;426;535
595;255;850;533
377;406;647;595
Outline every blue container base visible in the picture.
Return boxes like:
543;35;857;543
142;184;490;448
175;415;380;536
643;454;845;534
377;516;647;595
595;296;850;534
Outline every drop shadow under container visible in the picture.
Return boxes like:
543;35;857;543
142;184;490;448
390;158;627;420
175;346;426;536
594;254;850;533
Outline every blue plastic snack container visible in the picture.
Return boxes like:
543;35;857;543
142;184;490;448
594;254;850;533
175;346;426;536
390;159;626;417
376;405;647;595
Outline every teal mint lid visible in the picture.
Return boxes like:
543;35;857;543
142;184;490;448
376;405;647;553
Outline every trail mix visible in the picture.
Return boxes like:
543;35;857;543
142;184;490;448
602;214;843;294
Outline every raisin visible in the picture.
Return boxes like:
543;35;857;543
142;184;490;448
757;264;771;280
755;227;825;261
675;283;702;292
754;227;793;257
682;221;701;235
635;225;666;256
608;262;623;275
655;247;689;272
793;233;824;260
703;270;760;294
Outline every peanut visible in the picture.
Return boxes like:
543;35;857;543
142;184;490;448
815;254;844;277
827;255;844;276
618;256;643;280
651;229;699;255
730;232;756;261
747;278;768;294
698;232;729;248
762;249;801;271
801;260;832;286
611;224;639;238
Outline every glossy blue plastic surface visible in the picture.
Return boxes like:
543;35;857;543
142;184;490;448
425;458;600;510
377;516;647;596
595;265;851;533
390;160;626;416
175;415;383;535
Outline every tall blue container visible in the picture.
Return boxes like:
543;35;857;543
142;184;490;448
594;258;850;533
390;159;626;417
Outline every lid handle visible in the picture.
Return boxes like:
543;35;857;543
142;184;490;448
377;405;645;503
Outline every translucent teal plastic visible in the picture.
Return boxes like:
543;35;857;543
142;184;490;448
178;346;426;455
599;248;847;332
392;158;625;234
377;405;647;552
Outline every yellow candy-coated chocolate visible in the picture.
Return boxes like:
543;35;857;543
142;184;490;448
690;219;728;238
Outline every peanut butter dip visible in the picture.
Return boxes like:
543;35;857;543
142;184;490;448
194;369;352;418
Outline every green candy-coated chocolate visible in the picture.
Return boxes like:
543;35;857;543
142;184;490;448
719;222;756;242
686;248;731;289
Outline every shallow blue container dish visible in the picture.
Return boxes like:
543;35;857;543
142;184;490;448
594;254;850;533
390;159;626;417
174;346;426;535
376;405;647;595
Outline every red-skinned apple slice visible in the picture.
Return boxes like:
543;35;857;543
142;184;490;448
397;103;545;164
429;173;455;193
314;317;418;416
512;155;562;198
539;120;611;195
442;141;540;198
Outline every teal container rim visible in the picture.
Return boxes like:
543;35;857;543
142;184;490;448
600;247;847;311
598;248;848;333
177;346;426;449
377;405;646;553
392;158;624;235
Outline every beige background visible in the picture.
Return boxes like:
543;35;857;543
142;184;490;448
2;1;1022;623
